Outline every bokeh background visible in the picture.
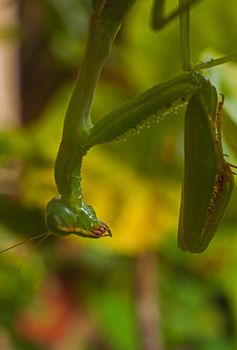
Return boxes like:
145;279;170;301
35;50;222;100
0;0;237;349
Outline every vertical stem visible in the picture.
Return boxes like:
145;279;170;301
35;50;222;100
135;253;164;350
179;0;191;71
151;0;165;29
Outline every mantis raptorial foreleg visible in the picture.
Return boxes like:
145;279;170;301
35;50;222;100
178;81;234;252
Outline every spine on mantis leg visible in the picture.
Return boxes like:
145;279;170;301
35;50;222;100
46;0;136;239
204;95;234;240
178;78;234;253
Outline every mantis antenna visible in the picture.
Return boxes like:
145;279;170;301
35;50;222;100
0;232;51;254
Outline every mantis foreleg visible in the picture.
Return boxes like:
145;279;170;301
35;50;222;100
178;81;234;252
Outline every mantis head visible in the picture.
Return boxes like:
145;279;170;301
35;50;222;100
45;197;112;239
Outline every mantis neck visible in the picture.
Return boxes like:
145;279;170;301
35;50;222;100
61;21;112;142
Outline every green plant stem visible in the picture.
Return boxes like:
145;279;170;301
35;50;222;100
152;0;202;30
193;53;237;70
179;0;191;71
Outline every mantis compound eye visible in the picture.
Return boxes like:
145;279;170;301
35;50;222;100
45;198;78;237
45;197;111;239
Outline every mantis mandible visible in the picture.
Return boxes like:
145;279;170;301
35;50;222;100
1;0;237;254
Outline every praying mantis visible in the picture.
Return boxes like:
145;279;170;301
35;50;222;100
2;0;237;254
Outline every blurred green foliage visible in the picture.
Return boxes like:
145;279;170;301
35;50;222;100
0;0;237;349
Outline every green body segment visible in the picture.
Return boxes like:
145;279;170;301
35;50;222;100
178;78;234;252
87;72;201;146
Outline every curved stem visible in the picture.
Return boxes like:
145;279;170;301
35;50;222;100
152;0;202;30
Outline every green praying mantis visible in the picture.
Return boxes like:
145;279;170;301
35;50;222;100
1;0;237;254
